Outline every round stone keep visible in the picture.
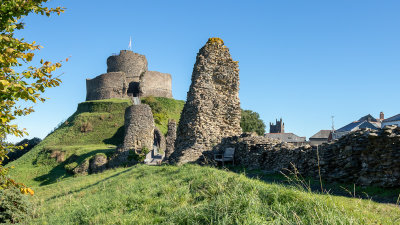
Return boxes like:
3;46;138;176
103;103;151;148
107;50;148;83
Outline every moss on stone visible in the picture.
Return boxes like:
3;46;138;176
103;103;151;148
207;37;224;45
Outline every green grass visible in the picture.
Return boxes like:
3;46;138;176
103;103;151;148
6;98;400;224
141;96;185;135
231;167;400;204
26;165;400;224
8;97;184;186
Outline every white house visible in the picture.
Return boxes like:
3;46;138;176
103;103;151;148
382;114;400;127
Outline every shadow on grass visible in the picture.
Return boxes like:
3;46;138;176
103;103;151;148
34;148;114;186
223;164;400;205
46;166;136;201
103;126;124;145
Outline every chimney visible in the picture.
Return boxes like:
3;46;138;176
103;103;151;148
380;112;384;121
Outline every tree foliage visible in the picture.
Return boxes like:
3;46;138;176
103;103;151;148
0;0;65;191
240;109;266;136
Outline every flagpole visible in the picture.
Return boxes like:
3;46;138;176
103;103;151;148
128;37;132;50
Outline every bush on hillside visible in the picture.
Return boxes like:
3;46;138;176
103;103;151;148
80;121;93;133
240;109;266;136
141;96;163;114
0;188;34;223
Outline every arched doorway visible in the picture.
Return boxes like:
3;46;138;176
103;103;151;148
127;82;140;97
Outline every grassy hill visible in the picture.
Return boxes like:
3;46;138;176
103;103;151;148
6;97;400;224
8;97;184;187
19;165;400;224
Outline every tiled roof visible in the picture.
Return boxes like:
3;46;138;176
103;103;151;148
310;130;331;139
383;114;400;123
264;133;306;143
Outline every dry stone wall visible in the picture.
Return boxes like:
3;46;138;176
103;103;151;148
214;126;400;188
86;72;128;101
170;38;242;164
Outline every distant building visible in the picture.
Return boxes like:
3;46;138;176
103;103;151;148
264;133;306;147
270;118;284;133
382;114;400;127
332;114;381;140
309;130;332;146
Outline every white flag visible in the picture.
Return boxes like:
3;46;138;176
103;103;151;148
128;37;132;50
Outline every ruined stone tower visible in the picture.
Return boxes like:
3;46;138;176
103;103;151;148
170;38;242;164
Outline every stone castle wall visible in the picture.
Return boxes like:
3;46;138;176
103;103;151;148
140;71;173;98
86;72;128;101
214;126;400;188
170;38;242;164
107;50;148;83
87;50;173;100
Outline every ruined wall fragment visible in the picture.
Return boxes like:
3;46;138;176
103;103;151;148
170;38;242;164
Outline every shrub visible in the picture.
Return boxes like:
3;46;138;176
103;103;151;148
33;148;58;166
0;188;34;224
65;162;78;173
80;121;93;133
128;146;151;162
142;96;163;114
154;113;166;125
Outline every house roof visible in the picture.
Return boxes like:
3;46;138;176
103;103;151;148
310;130;331;139
337;120;379;132
383;114;400;123
358;114;378;122
264;133;306;143
336;114;381;132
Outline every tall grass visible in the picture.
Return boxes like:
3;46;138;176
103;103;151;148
27;165;400;224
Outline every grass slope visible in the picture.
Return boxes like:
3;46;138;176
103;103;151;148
8;97;184;186
29;165;400;224
7;98;400;224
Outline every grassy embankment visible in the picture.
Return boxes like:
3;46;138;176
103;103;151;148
8;97;184;187
7;97;400;224
25;165;400;224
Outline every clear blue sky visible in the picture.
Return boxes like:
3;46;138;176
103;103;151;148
8;0;400;143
